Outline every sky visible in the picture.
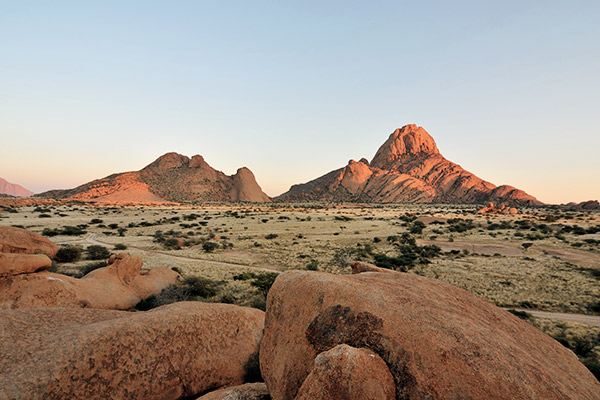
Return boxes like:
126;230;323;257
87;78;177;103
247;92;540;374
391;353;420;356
1;1;599;204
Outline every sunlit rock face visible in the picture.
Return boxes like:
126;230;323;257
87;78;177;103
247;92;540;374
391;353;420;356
278;124;542;206
37;152;271;203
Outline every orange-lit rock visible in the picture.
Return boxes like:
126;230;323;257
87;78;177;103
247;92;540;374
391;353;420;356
0;226;59;257
37;152;271;203
260;271;599;400
278;125;542;206
0;253;180;309
0;302;265;399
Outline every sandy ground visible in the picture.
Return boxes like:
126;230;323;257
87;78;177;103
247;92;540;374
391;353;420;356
1;201;599;314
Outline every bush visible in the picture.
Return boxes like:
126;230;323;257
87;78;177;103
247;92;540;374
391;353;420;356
77;261;107;277
250;272;279;296
183;276;223;297
86;245;111;260
55;246;82;263
265;233;278;239
410;221;426;234
306;259;319;271
113;243;127;250
202;241;219;253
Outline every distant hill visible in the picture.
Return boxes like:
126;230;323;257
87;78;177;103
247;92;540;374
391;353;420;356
37;153;270;203
0;178;34;197
277;124;542;206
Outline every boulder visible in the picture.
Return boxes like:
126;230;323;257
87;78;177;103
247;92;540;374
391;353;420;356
0;253;180;309
0;253;52;277
350;261;394;275
0;226;59;257
0;302;265;400
295;344;395;400
196;383;270;400
260;271;600;400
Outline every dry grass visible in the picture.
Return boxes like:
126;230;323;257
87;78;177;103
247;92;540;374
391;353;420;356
2;202;599;314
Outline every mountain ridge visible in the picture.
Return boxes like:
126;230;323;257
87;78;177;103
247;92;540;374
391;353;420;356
37;153;270;203
0;178;34;197
277;124;542;206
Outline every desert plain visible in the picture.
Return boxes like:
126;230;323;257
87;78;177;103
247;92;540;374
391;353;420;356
2;200;599;378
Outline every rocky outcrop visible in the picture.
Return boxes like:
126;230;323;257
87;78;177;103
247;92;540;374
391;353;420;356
37;152;271;203
477;202;518;215
260;270;600;400
567;200;600;211
197;383;271;400
0;253;180;309
0;177;34;197
277;125;542;206
0;226;59;257
350;261;394;274
295;344;395;400
0;253;51;277
0;302;265;400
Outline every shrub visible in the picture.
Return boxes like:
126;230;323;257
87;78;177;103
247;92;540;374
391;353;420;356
250;272;279;296
77;261;107;277
202;241;219;253
55;246;82;263
113;243;127;250
184;276;223;297
265;233;278;239
410;221;426;234
522;242;533;251
86;245;111;260
306;259;319;271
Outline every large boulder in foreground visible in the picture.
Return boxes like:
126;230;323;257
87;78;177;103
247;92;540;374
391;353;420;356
295;344;395;400
196;383;270;400
0;226;59;257
0;253;179;309
260;271;600;400
0;302;265;400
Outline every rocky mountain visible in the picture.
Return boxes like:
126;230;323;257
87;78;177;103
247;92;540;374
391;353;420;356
277;124;542;206
38;153;270;203
0;177;34;197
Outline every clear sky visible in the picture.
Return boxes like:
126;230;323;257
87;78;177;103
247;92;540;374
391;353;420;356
1;1;598;203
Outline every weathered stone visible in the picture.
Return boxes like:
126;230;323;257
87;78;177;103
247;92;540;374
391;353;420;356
0;302;265;400
260;271;600;400
197;383;270;400
0;253;180;309
295;344;395;400
0;226;59;257
0;253;52;277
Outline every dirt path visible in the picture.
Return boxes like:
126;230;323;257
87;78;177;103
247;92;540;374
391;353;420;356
508;308;600;328
419;239;599;265
57;234;279;273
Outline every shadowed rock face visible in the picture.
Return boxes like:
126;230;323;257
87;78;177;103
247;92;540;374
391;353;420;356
37;152;270;203
278;125;542;206
260;270;600;400
0;302;265;400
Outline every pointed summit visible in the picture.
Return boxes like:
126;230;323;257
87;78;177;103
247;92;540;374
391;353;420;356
370;125;439;170
278;125;542;206
0;177;34;197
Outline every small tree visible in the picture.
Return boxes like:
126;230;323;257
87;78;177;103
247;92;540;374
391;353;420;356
522;242;533;251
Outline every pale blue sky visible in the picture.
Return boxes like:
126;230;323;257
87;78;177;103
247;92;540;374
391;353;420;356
1;1;598;203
